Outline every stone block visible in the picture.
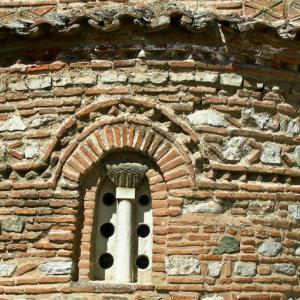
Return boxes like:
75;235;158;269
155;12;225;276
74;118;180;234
73;74;97;85
101;71;127;83
165;256;200;275
0;263;16;277
28;116;57;129
258;239;282;257
208;261;224;277
234;262;256;277
0;115;27;132
2;217;24;233
288;204;300;222
52;75;73;87
148;72;168;84
195;71;219;84
213;236;240;255
183;200;223;214
223;137;250;162
273;264;296;276
220;73;243;87
129;73;149;84
170;72;194;83
202;295;224;300
8;81;27;92
129;72;168;84
26;76;52;90
24;143;39;159
241;108;272;130
0;82;6;93
261;142;281;165
187;109;228;127
280;119;300;136
0;144;7;161
294;146;300;167
40;261;73;275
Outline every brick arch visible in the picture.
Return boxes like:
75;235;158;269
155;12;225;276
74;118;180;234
60;123;195;189
60;123;196;282
44;98;199;171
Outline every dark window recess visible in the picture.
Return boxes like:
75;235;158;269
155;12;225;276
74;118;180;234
99;253;114;269
100;223;115;238
137;224;150;238
139;195;150;206
136;255;149;269
103;193;115;206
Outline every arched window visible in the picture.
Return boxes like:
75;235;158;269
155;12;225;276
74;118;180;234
93;162;152;284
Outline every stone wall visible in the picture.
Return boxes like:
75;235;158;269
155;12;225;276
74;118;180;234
0;2;300;300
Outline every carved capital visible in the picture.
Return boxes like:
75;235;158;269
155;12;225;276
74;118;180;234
106;162;148;188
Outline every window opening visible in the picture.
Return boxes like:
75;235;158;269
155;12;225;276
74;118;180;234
93;162;153;284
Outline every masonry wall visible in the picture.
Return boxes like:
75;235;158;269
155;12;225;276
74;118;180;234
0;4;300;298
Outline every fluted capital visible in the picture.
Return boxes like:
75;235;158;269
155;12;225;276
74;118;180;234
106;162;148;188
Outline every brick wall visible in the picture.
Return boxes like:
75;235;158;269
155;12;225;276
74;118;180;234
0;3;300;300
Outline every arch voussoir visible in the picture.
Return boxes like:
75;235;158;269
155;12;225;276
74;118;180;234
59;123;196;190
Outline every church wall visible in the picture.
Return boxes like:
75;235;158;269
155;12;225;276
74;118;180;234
0;2;299;298
0;55;299;299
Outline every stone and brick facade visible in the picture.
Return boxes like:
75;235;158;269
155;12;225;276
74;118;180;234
0;0;300;299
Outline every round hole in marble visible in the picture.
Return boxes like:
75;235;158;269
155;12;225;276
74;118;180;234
136;255;149;269
100;223;115;238
103;193;115;206
99;253;114;269
139;195;150;206
137;224;150;238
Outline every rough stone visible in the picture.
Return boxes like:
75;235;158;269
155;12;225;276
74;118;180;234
213;236;240;255
187;109;229;127
129;73;150;84
234;262;256;277
29;116;57;129
26;76;52;90
8;81;27;92
183;200;223;214
248;200;274;215
280;119;300;136
273;264;296;276
2;217;24;233
101;71;127;83
220;73;243;87
0;264;16;277
195;71;219;84
260;143;281;165
295;246;300;256
258;239;282;257
241;108;272;130
148;72;168;84
24;143;39;159
202;295;224;300
170;72;194;83
0;115;27;132
0;82;6;93
288;204;300;222
165;256;200;275
294;146;300;167
40;261;73;275
223;137;250;162
52;75;73;87
208;261;224;277
0;144;7;161
73;74;97;85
